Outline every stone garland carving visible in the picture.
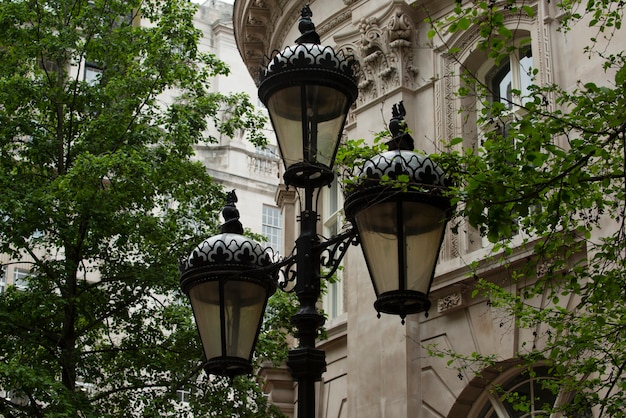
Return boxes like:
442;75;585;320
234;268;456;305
354;9;419;106
437;291;463;313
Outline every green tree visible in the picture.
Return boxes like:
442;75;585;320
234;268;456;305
0;0;282;416
417;0;626;416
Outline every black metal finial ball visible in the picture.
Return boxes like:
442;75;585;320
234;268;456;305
295;5;321;45
221;190;243;234
386;101;414;151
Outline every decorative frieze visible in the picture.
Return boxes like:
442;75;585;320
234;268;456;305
437;291;463;313
352;8;419;106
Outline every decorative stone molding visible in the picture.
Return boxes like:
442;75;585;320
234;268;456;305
440;223;460;262
352;7;419;106
248;155;279;177
317;10;352;39
258;363;295;417
437;291;463;313
275;184;297;209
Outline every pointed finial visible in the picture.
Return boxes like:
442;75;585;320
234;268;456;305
221;190;244;234
295;4;321;44
386;101;414;151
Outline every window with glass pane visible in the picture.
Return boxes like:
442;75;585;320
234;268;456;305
488;45;533;109
262;205;283;255
0;266;6;294
13;269;30;290
84;62;103;85
482;44;534;241
322;178;344;319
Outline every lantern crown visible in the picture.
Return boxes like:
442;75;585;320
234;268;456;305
344;101;451;199
179;191;276;286
258;6;358;188
260;5;356;82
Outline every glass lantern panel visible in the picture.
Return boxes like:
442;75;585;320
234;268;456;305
266;84;348;169
403;202;447;294
189;280;268;361
189;282;222;361
304;84;349;167
355;201;447;295
354;201;399;295
222;280;268;359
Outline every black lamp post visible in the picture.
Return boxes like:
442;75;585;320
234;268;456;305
180;6;453;418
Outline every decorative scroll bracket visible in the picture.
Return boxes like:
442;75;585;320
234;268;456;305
273;227;359;291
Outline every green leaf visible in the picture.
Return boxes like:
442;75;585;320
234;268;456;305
522;5;535;18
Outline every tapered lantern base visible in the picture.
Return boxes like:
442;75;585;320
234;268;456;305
283;162;335;189
374;290;431;318
204;357;253;378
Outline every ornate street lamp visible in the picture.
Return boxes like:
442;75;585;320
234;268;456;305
180;6;453;418
344;102;454;322
180;191;277;377
257;4;358;189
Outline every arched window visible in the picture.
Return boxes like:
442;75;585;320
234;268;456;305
487;45;534;110
449;363;594;418
478;366;559;417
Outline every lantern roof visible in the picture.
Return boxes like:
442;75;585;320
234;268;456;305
180;190;277;293
344;102;452;214
258;5;358;105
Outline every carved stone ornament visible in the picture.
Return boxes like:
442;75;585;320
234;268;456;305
355;8;418;106
437;291;463;313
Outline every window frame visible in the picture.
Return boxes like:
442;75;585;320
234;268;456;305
321;177;345;320
12;268;30;290
476;38;536;246
262;204;283;256
83;61;103;85
0;266;6;294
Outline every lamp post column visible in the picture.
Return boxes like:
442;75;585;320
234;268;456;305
287;184;326;418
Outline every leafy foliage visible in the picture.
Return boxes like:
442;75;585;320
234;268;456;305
0;0;281;416
419;0;626;416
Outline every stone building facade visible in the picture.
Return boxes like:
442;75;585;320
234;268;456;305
233;0;620;417
192;0;283;252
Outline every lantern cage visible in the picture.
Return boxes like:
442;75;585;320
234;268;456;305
343;104;454;320
258;5;358;189
180;192;277;377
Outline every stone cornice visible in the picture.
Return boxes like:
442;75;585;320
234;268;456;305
235;0;423;109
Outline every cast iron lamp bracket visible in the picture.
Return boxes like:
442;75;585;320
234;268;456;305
275;226;359;290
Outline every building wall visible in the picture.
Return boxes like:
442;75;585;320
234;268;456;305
193;1;282;248
235;0;622;417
